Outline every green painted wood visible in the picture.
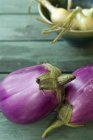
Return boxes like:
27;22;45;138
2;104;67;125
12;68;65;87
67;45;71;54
0;108;93;140
0;0;38;14
0;15;93;42
0;74;6;80
0;41;93;73
0;15;58;41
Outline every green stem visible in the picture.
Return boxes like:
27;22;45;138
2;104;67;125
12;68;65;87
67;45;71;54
66;123;83;127
51;7;81;44
42;103;81;138
57;74;75;86
42;119;63;138
42;24;60;35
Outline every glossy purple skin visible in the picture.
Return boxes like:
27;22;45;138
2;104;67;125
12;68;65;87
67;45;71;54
65;66;93;125
0;65;59;124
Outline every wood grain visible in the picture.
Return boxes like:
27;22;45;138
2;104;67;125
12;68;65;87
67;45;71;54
0;0;38;14
0;15;59;41
0;41;93;73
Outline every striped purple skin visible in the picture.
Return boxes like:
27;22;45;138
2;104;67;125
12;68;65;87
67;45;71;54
0;65;59;124
65;66;93;125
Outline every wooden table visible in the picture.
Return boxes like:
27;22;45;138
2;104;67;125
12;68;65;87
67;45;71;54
0;1;93;140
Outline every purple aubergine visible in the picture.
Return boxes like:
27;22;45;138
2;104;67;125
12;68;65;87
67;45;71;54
42;65;93;138
0;63;75;124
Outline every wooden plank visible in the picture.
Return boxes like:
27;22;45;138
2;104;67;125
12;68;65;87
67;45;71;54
0;110;93;140
0;0;38;14
0;74;6;80
0;41;93;73
0;15;58;41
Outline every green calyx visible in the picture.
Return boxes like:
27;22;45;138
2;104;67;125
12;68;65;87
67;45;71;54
37;63;62;105
42;103;72;138
37;63;75;90
37;63;75;104
42;103;82;138
37;63;61;90
57;74;76;86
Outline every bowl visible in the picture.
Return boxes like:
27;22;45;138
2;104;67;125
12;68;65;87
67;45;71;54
38;0;93;41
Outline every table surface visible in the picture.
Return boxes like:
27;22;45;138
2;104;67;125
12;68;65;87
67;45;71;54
0;0;93;140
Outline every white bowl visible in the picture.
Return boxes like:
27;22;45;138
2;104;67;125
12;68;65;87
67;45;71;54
38;0;93;41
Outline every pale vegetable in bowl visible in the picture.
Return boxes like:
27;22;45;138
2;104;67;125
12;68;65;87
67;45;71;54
38;0;93;43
